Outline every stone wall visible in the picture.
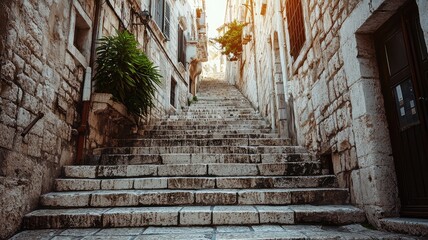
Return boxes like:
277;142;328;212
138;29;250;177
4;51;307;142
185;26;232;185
226;0;428;226
0;0;205;238
0;0;88;238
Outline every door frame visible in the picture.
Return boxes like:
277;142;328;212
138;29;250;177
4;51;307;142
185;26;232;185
375;0;428;217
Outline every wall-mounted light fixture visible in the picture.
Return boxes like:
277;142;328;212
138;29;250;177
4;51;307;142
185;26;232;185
133;9;152;26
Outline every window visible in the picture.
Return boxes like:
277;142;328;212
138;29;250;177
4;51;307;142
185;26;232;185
178;26;187;65
68;0;92;67
286;0;305;58
170;77;177;107
153;0;171;39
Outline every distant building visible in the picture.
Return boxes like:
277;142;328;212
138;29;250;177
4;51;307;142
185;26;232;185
0;0;207;238
225;0;428;226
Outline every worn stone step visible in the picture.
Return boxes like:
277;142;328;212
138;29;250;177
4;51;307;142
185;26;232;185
165;114;263;120
54;175;338;191
94;153;314;165
119;133;279;140
184;106;255;110
64;162;320;179
148;125;271;131
112;138;290;148
23;205;365;229
157;119;269;126
40;188;349;208
142;129;274;136
94;145;308;155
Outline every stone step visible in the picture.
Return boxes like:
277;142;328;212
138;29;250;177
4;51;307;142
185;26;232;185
147;125;271;131
156;120;268;126
142;129;274;136
181;105;257;113
54;175;338;191
165;114;263;120
112;138;290;148
23;205;365;229
40;188;349;208
63;162;321;179
120;133;279;140
94;153;314;165
95;145;307;155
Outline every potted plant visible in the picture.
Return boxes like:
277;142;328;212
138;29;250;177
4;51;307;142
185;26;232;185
93;30;162;117
214;20;247;61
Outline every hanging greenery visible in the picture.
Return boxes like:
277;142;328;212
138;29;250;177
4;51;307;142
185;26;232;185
214;20;247;61
94;30;162;116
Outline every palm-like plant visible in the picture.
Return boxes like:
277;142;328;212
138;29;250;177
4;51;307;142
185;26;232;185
94;30;162;116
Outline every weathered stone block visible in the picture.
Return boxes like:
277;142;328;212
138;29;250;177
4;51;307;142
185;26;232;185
103;207;181;227
101;179;134;190
134;178;167;189
238;189;291;205
168;177;215;189
195;190;237;205
257;206;294;224
64;166;97;178
55;179;101;191
90;191;139;207
208;164;258;176
139;190;194;206
212;206;259;225
41;192;90;207
158;164;207;176
179;207;212;225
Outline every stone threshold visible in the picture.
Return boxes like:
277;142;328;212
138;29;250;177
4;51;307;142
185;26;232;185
380;217;428;237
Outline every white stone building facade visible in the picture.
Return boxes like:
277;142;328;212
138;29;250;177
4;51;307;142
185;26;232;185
0;0;207;238
226;0;428;226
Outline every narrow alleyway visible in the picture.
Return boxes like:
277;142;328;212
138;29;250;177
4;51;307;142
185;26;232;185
10;78;423;239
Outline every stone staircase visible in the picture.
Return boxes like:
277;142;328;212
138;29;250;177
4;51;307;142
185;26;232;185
22;78;366;230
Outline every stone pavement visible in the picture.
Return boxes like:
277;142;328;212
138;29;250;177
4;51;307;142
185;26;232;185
10;224;425;239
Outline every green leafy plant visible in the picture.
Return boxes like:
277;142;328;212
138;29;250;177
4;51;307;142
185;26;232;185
214;20;247;61
94;30;161;116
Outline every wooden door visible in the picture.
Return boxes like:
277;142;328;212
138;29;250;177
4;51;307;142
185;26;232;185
375;1;428;217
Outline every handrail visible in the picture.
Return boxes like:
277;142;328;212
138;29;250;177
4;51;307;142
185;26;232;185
21;112;44;137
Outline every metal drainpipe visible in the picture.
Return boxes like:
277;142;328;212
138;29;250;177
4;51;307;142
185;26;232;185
76;0;102;164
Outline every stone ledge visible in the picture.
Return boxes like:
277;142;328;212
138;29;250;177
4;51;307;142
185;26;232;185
91;93;135;123
380;217;428;237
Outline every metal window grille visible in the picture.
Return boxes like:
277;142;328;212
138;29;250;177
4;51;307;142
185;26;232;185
286;0;305;58
170;78;176;107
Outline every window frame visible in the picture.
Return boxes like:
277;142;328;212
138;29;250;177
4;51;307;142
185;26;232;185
170;77;177;107
177;25;187;66
152;0;171;40
67;0;92;67
285;0;306;59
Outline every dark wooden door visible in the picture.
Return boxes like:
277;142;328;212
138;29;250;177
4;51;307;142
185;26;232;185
375;1;428;217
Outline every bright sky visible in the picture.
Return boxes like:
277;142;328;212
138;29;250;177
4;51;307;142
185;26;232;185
205;0;227;38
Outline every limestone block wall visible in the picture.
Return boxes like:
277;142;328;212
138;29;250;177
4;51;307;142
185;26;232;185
0;0;90;238
226;0;428;226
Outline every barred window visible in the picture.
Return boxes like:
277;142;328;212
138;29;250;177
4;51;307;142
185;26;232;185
178;26;187;65
170;78;177;107
153;0;170;39
286;0;305;58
